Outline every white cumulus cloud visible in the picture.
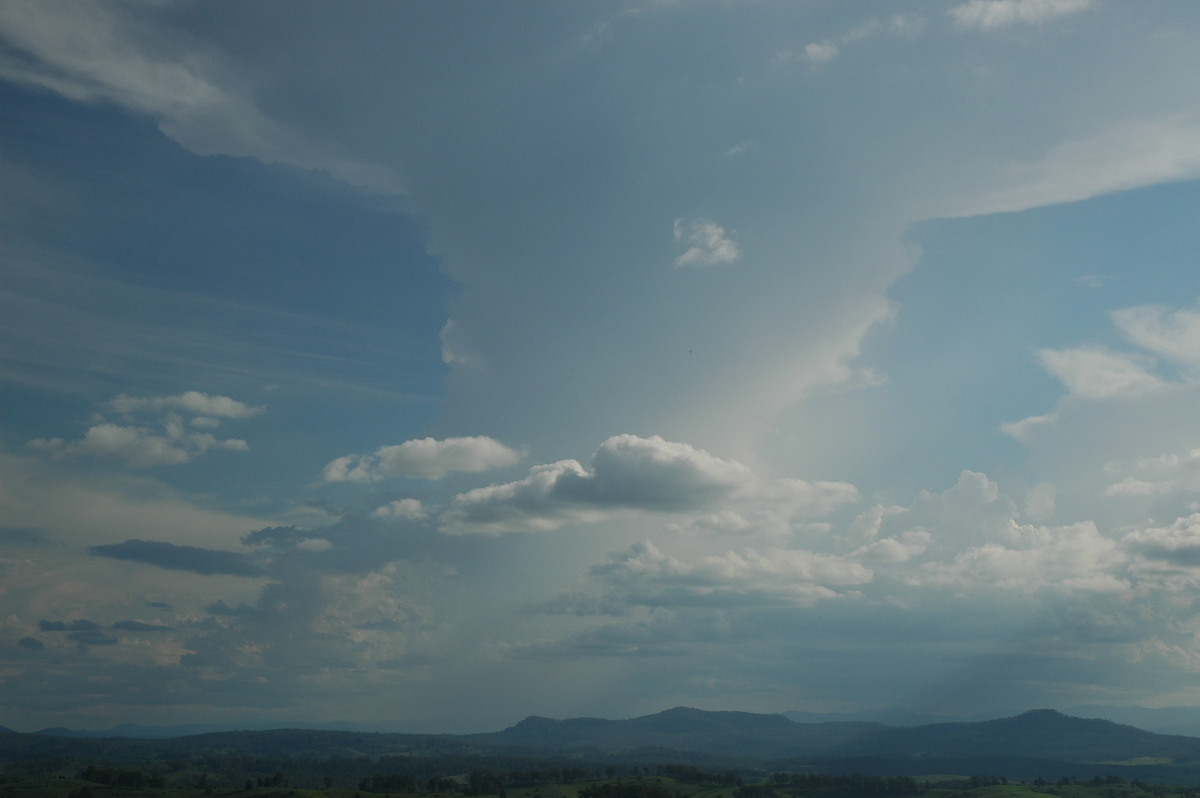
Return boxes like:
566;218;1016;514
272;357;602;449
673;218;741;267
323;436;521;482
440;434;856;535
107;391;264;420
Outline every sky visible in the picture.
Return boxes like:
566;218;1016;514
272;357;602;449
5;0;1200;734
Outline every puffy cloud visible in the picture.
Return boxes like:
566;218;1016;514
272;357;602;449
89;539;266;577
1122;514;1200;584
1037;346;1164;399
28;392;257;467
949;0;1094;30
672;218;741;267
107;391;263;419
31;419;248;467
1103;448;1200;498
439;459;604;535
323;436;520;482
440;434;854;535
919;521;1127;594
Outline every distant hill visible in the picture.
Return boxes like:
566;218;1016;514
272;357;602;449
834;709;1200;761
30;720;370;739
473;706;884;758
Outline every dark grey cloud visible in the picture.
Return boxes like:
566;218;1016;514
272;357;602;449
205;599;260;617
70;629;119;646
17;637;44;650
90;539;265;577
39;619;101;632
242;525;308;547
112;620;174;632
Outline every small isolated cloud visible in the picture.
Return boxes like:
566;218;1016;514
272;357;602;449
90;539;265;577
324;435;520;482
39;619;101;632
107;391;263;419
371;499;428;520
17;637;43;650
673;218;741;268
440;434;856;535
804;41;838;65
949;0;1093;30
111;620;174;632
1037;347;1164;399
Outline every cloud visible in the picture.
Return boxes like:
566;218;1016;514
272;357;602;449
1001;412;1057;443
39;619;101;632
28;392;257;467
111;620;174;632
31;419;249;467
1037;347;1165;399
949;117;1200;217
323;436;521;482
17;637;43;650
1122;514;1200;582
370;499;428;520
672;218;741;267
949;0;1094;30
440;434;857;535
440;435;750;534
1114;304;1200;367
89;539;265;577
583;540;874;609
804;41;838;65
0;0;390;189
107;391;264;419
1102;448;1200;498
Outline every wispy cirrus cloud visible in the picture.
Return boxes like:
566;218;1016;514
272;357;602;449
949;0;1094;30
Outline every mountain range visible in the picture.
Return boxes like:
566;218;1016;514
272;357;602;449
7;708;1200;783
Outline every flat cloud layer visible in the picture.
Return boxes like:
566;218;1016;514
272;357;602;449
6;0;1200;733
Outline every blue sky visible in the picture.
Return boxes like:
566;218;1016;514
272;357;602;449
6;0;1200;733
